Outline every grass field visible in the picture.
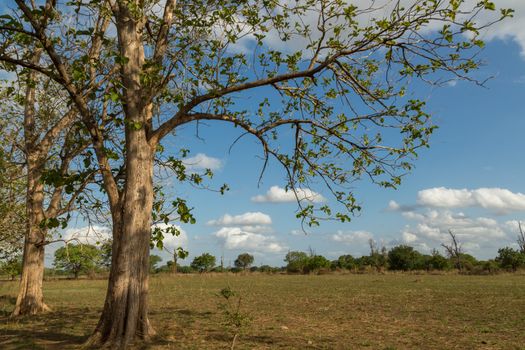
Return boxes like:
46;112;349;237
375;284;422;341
1;273;524;349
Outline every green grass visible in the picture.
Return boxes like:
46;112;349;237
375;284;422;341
1;273;524;349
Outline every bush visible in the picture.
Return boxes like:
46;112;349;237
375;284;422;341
458;253;479;272
258;265;277;273
496;247;525;271
305;255;331;273
426;251;451;271
284;251;309;273
388;245;424;271
177;265;193;274
334;254;356;270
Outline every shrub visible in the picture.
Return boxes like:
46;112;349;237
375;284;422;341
335;254;356;270
496;247;525;271
177;265;193;274
284;251;309;273
305;255;331;273
426;250;451;271
388;245;424;271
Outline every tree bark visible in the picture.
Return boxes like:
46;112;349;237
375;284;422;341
86;135;156;348
12;178;50;316
86;4;158;347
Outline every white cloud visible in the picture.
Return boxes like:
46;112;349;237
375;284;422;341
475;0;525;58
153;223;188;250
214;227;287;253
417;187;525;214
387;200;401;211
290;229;305;236
331;230;374;244
251;185;326;203
227;0;525;60
397;209;513;257
390;186;525;257
402;231;418;243
207;212;272;226
182;153;222;171
62;225;111;245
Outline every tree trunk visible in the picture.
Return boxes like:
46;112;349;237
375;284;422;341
172;252;177;274
86;5;158;347
86;124;156;348
12;179;50;316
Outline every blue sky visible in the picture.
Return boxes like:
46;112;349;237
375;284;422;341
33;1;525;267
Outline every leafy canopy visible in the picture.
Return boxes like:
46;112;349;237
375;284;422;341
0;0;513;229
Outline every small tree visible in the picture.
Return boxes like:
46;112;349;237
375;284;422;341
335;255;356;271
517;222;525;254
284;251;309;274
442;230;463;271
426;250;451;271
53;244;101;279
1;256;22;280
388;245;424;271
99;240;112;271
305;255;331;273
368;239;389;272
149;255;162;273
496;247;525;271
217;286;251;350
191;253;216;272
234;253;254;271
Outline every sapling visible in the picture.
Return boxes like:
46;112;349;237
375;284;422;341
217;286;251;350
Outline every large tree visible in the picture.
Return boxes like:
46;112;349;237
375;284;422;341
0;116;25;263
0;60;94;315
0;0;511;346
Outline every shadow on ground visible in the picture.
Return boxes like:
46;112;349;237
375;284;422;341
0;308;97;350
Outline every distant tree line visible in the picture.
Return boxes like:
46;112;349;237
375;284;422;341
2;240;525;280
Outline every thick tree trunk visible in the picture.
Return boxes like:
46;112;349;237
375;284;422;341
86;128;156;348
12;238;49;315
87;147;155;348
12;180;50;316
86;5;158;347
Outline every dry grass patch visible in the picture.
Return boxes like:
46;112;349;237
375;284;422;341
1;274;524;349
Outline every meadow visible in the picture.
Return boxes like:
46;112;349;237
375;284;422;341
1;273;524;349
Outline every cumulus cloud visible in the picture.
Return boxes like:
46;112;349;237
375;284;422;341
330;230;377;256
62;225;111;245
227;0;525;60
153;223;188;250
182;153;222;171
417;187;525;214
397;209;513;257
331;230;374;244
251;186;325;203
207;212;272;226
214;227;287;253
389;186;525;257
476;0;525;58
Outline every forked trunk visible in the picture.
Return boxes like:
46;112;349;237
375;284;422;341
86;128;156;348
12;180;50;316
